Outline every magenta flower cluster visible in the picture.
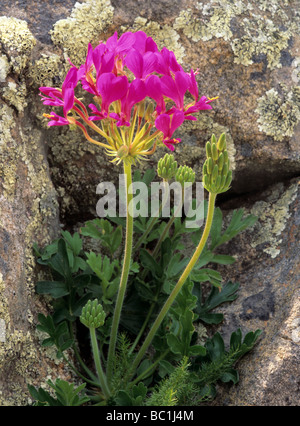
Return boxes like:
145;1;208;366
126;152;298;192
40;31;215;157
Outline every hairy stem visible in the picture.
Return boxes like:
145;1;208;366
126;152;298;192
106;161;134;383
130;192;217;375
89;327;110;398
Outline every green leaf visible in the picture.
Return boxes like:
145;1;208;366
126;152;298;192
211;254;236;265
194;281;239;324
206;332;225;361
191;268;223;288
210;207;223;249
110;225;123;253
47;379;90;406
167;333;184;355
61;230;82;256
48;239;71;280
35;281;69;298
115;390;133;406
210;209;257;250
140;248;162;277
189;345;206;356
220;369;239;384
28;385;61;406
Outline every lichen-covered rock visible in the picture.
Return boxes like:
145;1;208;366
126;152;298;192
0;19;71;405
0;0;299;406
208;178;300;406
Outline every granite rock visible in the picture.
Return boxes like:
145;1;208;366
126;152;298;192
0;0;299;405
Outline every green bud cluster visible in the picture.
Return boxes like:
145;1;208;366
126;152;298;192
80;299;106;329
202;133;232;194
157;153;178;180
175;165;196;187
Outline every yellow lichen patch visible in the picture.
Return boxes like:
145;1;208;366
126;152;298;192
0;55;10;83
0;17;36;74
250;182;299;258
51;0;114;67
29;53;66;88
230;16;292;69
174;0;297;70
174;2;244;42
255;86;300;141
2;79;28;112
122;16;185;63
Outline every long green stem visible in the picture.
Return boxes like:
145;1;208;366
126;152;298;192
90;328;111;398
130;192;217;376
69;324;99;383
107;161;134;383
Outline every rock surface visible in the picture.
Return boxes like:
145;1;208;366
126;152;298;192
0;0;299;405
208;179;300;406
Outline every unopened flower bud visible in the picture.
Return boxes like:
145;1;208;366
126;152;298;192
205;141;212;158
211;134;217;145
211;143;218;162
157;153;178;180
80;299;106;329
207;157;213;174
202;133;232;194
175;165;195;187
217;133;226;151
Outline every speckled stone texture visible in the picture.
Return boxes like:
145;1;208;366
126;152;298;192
0;0;299;405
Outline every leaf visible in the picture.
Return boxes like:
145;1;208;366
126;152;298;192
205;332;225;362
36;314;73;355
28;385;61;406
209;207;223;249
139;248;162;277
167;333;184;355
48;239;71;280
115;390;133;406
210;209;257;250
61;230;82;256
194;281;239;324
110;225;123;253
47;379;90;406
220;369;239;384
80;218;111;240
211;254;236;265
190;268;223;288
189;345;206;356
35;281;69;299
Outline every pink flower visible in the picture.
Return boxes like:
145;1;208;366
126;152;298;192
155;110;185;151
96;73;129;114
44;111;70;127
40;67;78;115
105;31;136;55
155;47;183;76
88;103;108;121
132;31;158;54
184;96;213;120
188;69;199;101
145;75;165;114
93;44;114;77
124;50;157;80
110;78;147;126
160;71;190;110
41;31;217;159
